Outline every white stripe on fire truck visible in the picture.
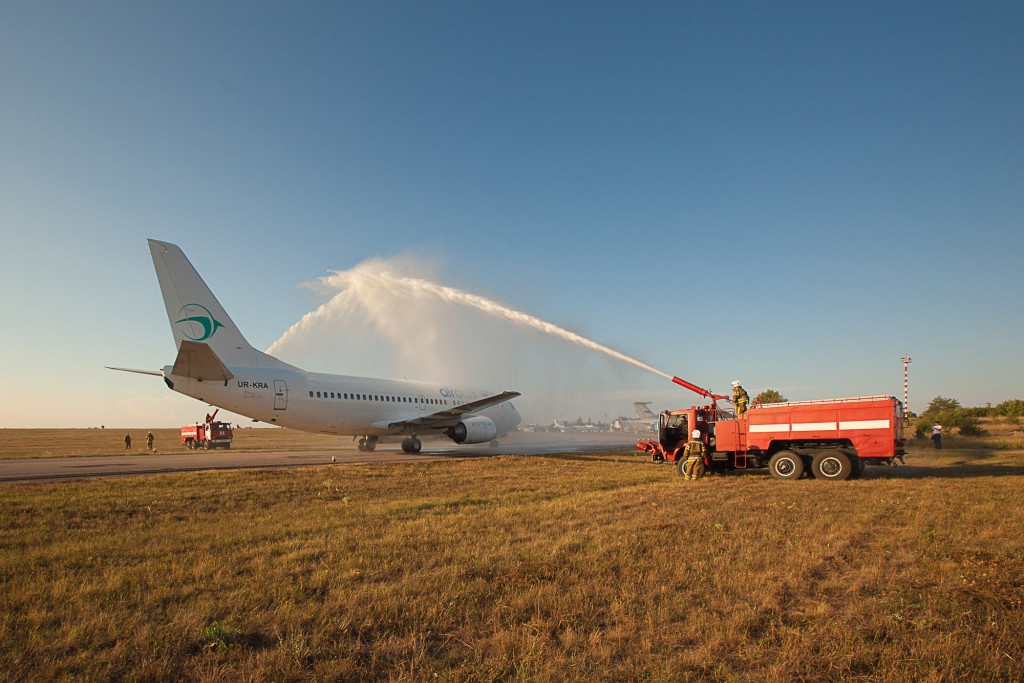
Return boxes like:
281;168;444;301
748;424;789;433
749;420;889;433
838;419;890;430
790;422;837;432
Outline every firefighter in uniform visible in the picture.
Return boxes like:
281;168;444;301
678;430;708;480
732;380;750;415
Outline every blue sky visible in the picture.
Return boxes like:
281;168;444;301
1;1;1021;428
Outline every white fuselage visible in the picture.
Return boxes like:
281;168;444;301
163;365;521;437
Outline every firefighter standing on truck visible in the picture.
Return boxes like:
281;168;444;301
678;430;708;480
732;380;749;415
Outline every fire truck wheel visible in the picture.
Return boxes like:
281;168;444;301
768;450;804;480
811;451;852;480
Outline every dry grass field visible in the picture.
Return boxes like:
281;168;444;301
1;439;1022;681
0;427;358;459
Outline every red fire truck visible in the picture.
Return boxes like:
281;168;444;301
180;410;234;450
637;376;905;480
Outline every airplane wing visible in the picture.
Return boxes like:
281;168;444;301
385;390;521;431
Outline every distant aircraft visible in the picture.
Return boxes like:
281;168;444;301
552;419;599;433
109;240;521;453
612;402;658;434
632;402;657;420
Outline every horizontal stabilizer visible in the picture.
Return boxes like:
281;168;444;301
106;366;163;377
172;340;235;382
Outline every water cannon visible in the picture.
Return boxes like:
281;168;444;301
671;376;730;403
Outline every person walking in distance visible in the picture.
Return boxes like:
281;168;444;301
931;421;943;449
146;431;154;452
124;433;131;451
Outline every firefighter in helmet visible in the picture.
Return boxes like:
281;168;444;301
678;429;708;480
732;380;750;415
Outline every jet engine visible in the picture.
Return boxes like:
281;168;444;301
445;416;498;444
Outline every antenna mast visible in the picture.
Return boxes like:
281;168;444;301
900;356;912;414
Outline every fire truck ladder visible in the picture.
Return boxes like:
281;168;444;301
734;423;748;469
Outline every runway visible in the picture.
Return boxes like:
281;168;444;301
0;433;640;483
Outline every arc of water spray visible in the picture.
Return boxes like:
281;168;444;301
269;269;672;380
385;273;672;379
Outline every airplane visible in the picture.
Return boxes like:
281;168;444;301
632;401;657;420
109;239;522;454
552;419;599;433
611;402;658;434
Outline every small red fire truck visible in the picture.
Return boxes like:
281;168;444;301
180;410;234;450
637;376;905;480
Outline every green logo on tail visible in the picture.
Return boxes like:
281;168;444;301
175;304;224;342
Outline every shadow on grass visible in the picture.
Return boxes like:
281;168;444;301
866;462;1024;479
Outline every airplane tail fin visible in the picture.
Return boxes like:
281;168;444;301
148;239;296;370
633;402;657;419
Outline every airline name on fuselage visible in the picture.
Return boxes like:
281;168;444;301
237;380;270;389
439;387;479;400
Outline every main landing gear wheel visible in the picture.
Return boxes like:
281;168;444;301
768;450;804;480
401;437;422;454
811;451;852;481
